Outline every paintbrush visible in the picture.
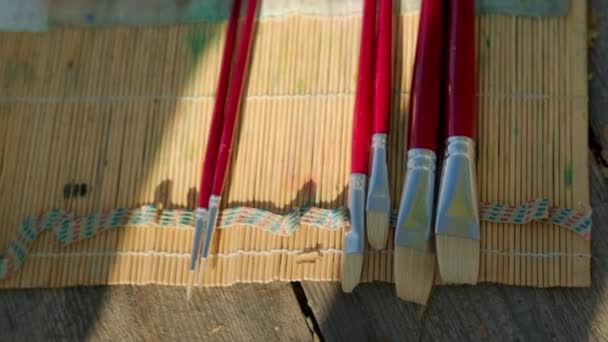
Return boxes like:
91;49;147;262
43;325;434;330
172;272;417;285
198;0;260;287
342;0;376;293
393;0;445;305
186;0;243;300
435;0;479;285
366;0;392;251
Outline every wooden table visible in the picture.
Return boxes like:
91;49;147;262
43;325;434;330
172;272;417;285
2;1;608;340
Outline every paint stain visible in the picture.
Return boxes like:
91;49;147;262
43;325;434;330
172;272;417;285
3;61;36;91
188;28;209;61
185;143;197;161
3;62;17;91
85;13;95;23
512;126;519;138
564;163;573;187
296;79;306;93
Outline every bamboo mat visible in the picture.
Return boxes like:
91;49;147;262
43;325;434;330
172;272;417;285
0;2;590;288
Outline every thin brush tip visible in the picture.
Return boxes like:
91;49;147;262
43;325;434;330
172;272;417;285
197;258;208;287
436;235;480;284
366;210;390;250
341;253;363;293
393;246;436;305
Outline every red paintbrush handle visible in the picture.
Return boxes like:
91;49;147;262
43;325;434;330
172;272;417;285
212;0;260;196
351;0;376;174
373;0;392;135
446;0;476;138
197;0;242;208
407;0;445;151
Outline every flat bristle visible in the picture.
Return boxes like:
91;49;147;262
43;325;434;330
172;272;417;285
436;235;480;284
197;258;208;287
366;210;390;250
186;270;195;300
393;246;436;305
341;253;363;292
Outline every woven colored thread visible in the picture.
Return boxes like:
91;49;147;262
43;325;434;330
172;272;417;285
549;206;592;239
0;205;158;279
0;199;592;280
479;197;550;223
477;198;592;238
0;205;349;279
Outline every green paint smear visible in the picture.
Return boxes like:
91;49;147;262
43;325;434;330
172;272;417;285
3;62;16;91
188;28;209;61
185;143;197;162
512;126;519;138
3;61;36;91
296;79;306;93
564;164;573;187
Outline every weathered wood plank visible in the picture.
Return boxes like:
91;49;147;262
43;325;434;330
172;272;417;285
302;155;608;341
590;151;608;205
0;284;313;341
589;0;608;162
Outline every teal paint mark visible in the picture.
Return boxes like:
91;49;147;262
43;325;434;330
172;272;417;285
511;115;519;139
188;28;209;61
182;1;232;23
564;163;573;187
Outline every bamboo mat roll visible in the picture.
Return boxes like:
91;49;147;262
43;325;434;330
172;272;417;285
0;1;590;288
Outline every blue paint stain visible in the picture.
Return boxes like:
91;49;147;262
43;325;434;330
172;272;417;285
85;13;95;23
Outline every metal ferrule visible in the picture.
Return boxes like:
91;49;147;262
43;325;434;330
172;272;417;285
189;208;208;270
395;149;437;252
201;195;221;259
435;136;480;240
344;174;367;254
366;134;390;212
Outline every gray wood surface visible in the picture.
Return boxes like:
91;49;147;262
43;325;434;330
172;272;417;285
590;0;608;162
302;156;608;342
0;284;314;341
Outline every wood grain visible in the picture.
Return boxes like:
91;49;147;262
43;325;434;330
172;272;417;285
0;284;313;341
590;0;608;163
